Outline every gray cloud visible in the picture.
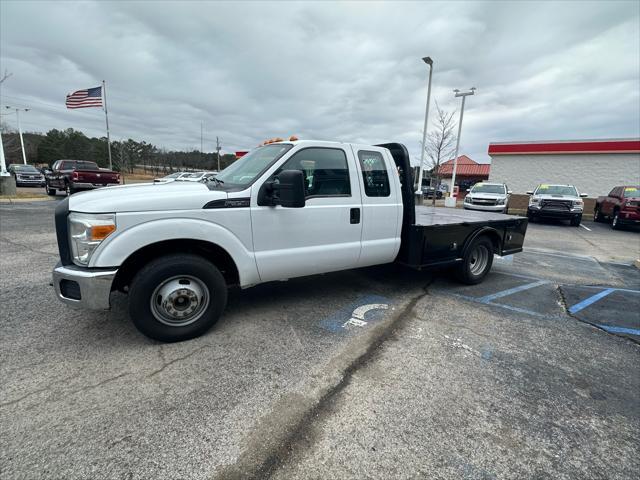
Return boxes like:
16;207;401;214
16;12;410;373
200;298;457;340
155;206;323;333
1;0;638;164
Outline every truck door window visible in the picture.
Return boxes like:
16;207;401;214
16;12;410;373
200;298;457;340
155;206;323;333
357;150;390;197
278;147;350;197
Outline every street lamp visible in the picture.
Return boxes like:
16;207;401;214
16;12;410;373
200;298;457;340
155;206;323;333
416;56;434;204
444;87;476;208
5;106;30;165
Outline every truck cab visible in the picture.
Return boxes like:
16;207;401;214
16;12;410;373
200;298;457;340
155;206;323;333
52;140;527;342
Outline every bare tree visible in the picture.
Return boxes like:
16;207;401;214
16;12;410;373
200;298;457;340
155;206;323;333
0;70;12;84
425;102;457;206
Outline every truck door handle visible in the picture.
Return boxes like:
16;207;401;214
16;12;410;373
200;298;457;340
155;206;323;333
350;208;361;224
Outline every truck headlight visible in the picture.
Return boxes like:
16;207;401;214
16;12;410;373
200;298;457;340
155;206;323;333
68;212;116;266
464;196;472;203
496;198;506;205
529;197;540;206
572;199;584;208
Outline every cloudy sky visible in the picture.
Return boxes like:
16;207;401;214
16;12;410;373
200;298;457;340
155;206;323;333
1;0;639;164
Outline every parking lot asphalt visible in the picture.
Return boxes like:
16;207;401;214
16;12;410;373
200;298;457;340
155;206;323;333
1;200;638;479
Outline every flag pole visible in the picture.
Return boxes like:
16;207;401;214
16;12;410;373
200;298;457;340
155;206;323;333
102;80;113;170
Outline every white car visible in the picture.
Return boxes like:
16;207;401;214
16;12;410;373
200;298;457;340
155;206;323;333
463;182;511;214
154;172;189;183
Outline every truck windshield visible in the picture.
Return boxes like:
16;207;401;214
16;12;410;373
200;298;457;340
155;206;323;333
471;184;505;194
14;165;40;173
623;187;639;197
215;144;293;188
536;185;577;196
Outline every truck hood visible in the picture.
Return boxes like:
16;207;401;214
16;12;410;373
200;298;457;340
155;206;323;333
68;181;227;213
467;192;507;200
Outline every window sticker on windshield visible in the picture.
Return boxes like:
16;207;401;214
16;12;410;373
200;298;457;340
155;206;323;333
625;187;636;191
539;184;549;189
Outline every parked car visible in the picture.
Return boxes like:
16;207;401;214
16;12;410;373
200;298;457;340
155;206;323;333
154;172;189;183
421;186;443;199
45;160;120;196
8;164;45;187
51;140;528;342
463;182;511;214
526;184;587;226
595;186;640;229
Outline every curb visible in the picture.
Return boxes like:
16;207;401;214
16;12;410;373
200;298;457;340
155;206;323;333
0;197;55;203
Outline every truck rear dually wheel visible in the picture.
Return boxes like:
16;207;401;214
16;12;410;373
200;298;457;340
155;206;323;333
455;236;494;285
128;254;227;342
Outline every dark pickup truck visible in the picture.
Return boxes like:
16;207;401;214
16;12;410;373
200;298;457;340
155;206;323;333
45;160;120;196
594;186;640;229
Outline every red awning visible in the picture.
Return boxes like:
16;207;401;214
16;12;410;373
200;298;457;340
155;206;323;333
488;139;640;155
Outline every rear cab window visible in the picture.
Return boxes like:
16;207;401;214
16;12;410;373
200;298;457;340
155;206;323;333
357;150;390;197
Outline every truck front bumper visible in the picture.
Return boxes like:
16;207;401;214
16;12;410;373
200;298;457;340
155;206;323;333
463;203;507;212
52;263;118;310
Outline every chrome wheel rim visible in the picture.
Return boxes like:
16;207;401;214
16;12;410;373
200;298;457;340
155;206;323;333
150;275;210;327
469;244;489;276
613;214;618;227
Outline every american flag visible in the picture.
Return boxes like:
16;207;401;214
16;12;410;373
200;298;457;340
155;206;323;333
66;86;103;109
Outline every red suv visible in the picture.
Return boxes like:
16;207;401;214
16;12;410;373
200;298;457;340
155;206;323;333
594;186;640;229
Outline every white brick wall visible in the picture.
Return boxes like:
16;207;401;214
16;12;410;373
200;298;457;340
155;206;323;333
488;153;640;197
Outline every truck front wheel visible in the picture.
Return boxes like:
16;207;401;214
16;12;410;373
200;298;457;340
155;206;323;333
128;254;227;342
455;236;494;285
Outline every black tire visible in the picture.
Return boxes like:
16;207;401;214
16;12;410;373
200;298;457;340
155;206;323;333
570;215;582;227
46;183;57;196
527;212;535;223
612;210;622;230
594;205;604;222
455;236;494;285
128;254;227;342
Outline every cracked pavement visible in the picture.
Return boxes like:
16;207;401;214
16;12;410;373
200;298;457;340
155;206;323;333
1;200;639;479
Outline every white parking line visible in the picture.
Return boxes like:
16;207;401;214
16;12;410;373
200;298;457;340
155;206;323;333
579;223;592;231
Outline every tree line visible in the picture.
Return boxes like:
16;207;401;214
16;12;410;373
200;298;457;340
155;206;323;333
1;127;238;174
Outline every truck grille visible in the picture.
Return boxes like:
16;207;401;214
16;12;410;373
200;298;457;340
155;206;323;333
541;199;572;210
471;198;498;206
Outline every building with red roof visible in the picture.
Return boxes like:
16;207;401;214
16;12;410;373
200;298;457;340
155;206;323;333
488;138;640;197
436;155;490;193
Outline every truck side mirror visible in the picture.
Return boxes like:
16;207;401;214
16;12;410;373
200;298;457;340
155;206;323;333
507;190;513;194
526;191;534;195
276;170;306;208
466;189;470;193
580;193;588;198
257;170;306;208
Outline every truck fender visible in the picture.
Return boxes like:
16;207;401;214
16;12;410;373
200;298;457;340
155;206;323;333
88;218;260;287
460;226;503;258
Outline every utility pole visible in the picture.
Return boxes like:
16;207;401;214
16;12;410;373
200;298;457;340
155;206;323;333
416;56;433;204
215;136;221;172
5;106;30;164
445;87;476;208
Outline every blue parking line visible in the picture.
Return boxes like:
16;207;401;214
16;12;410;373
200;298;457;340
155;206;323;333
596;325;640;336
477;280;548;304
568;288;616;314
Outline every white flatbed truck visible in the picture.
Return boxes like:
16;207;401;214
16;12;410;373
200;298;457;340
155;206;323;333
52;141;527;342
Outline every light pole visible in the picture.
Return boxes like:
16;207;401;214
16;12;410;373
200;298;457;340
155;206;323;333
5;106;30;165
416;56;433;204
444;87;476;208
0;126;7;176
